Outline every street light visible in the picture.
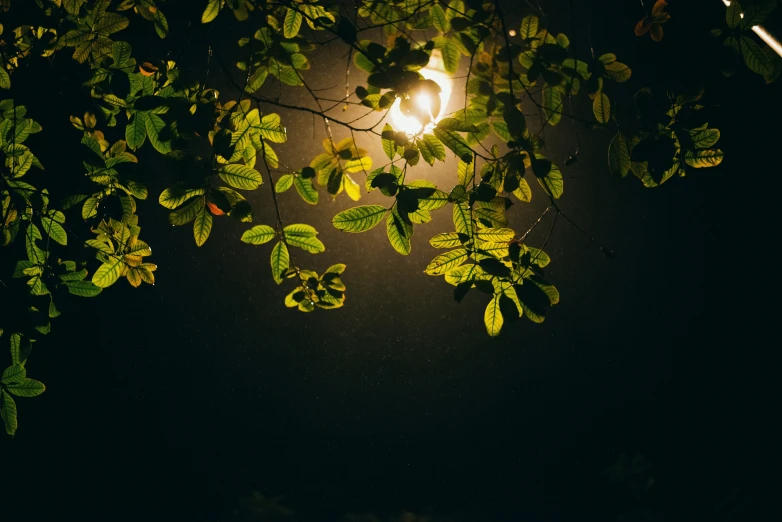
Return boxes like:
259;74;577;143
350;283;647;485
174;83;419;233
722;0;782;58
389;49;453;135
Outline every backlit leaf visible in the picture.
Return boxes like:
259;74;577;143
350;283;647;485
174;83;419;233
425;248;469;275
92;258;123;288
386;209;412;255
593;92;610;124
241;225;276;244
5;378;45;398
275;174;294;192
202;0;223;23
66;280;102;297
219;164;263;190
520;15;539;40
433;128;473;163
484;295;504;337
429;232;465;248
270;241;289;284
684;149;724;168
294;176;319;204
1;390;17;436
332;205;387;232
608;133;637;178
284;8;303;38
193;207;212;246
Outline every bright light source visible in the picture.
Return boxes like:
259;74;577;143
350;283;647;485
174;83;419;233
722;0;782;58
389;50;453;136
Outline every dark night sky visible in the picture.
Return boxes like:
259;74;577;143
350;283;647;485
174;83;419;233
1;1;778;520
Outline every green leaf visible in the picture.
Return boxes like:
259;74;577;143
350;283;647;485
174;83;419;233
275;174;294;192
477;228;515;242
593;92;610;124
604;61;632;82
332;205;387;232
41;217;67;246
284;230;325;254
219;164;263;190
202;0;223;23
125;112;147;150
430;232;465;248
382;124;397;160
425;248;469;275
169;196;204;225
294;176;319;204
419;133;446;165
354;52;376;73
145;113;170;153
0;68;10;90
193;207;212;246
437;118;479;133
432;4;449;32
452;201;473;236
542;85;562;125
159;187;205;209
112;41;132;67
739;36;772;75
684;149;725;168
283;224;316;237
513;179;532;202
484;295;504;337
6;378;45;398
535;159;564;198
433;128;473;163
1;390;17;436
95;13;129;35
439;37;460;74
66;280;103;297
255;113;287;143
520;15;539;40
270;241;290;284
386;209;412;255
726;0;742;28
241;225;276;245
2;364;26;384
691;128;721;149
92;258;124;288
9;334;22;365
82;196;100;220
417;189;450;210
608;132;637;178
284;8;303;38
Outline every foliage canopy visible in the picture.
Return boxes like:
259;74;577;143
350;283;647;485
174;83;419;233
1;0;779;436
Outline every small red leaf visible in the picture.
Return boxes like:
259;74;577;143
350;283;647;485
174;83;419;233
206;201;224;216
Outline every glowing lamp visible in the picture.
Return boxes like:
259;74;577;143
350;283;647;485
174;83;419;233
389;50;453;135
722;0;782;58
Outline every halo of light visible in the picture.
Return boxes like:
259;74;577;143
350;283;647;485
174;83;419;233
389;54;453;136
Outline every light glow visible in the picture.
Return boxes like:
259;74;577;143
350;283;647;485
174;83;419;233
389;52;453;136
722;0;782;58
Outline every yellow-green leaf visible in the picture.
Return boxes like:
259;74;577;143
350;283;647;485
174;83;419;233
332;205;387;232
484;295;504;337
425;248;468;275
202;0;223;23
219;164;263;190
684;149;724;168
283;8;303;38
193;207;212;246
593;92;610;124
92;257;124;288
270;241;289;284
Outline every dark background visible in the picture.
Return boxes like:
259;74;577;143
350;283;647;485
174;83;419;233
1;1;777;520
